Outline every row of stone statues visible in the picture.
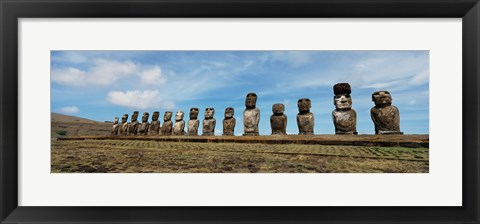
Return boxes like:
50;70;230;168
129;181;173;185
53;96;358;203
111;83;403;136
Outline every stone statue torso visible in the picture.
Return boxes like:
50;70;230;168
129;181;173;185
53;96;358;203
161;120;173;135
112;123;119;135
370;106;401;134
120;123;128;135
187;119;199;136
243;108;260;134
223;118;236;136
202;119;216;136
332;109;357;134
202;118;217;136
297;113;314;134
137;122;149;135
149;120;160;135
173;120;186;135
128;121;139;135
270;115;287;135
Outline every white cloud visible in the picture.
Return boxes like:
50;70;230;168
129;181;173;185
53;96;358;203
139;66;166;85
58;106;79;114
51;68;86;86
51;58;167;87
106;90;175;110
88;59;137;85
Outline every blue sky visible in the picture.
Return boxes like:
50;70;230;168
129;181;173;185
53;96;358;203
51;51;429;135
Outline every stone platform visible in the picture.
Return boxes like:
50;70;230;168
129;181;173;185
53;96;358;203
57;134;429;148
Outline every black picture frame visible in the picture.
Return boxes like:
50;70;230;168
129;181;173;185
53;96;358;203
1;0;479;223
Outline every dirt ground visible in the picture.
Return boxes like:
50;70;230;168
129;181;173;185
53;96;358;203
51;140;429;173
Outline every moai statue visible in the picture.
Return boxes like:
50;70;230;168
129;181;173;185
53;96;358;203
297;98;314;135
243;92;260;136
187;108;200;136
202;108;216;136
137;112;150;135
270;103;287;135
120;114;129;135
370;91;403;135
128;111;139;135
223;107;236;136
160;111;173;135
173;110;186;135
111;117;120;136
332;83;358;135
148;111;160;135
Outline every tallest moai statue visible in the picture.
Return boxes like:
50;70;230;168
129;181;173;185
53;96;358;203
243;92;260;136
332;83;357;135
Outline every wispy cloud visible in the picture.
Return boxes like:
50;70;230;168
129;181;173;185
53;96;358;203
57;106;79;114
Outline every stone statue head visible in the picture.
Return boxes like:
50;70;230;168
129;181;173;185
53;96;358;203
297;98;311;113
224;107;234;118
372;91;393;107
131;111;139;122
175;110;184;121
334;95;353;110
141;112;149;122
190;108;199;119
164;111;173;121
152;111;159;121
121;114;128;123
113;117;119;124
272;103;285;115
205;108;215;119
245;92;258;109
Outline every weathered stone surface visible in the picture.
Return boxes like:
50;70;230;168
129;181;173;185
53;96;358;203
297;98;314;135
202;108;216;136
111;117;119;136
137;112;150;135
243;92;260;136
173;110;186;135
148;111;160;135
160;111;173;135
128;111;139;135
371;91;403;135
120;114;128;135
271;103;287;135
332;83;357;135
223;107;236;136
187;108;200;136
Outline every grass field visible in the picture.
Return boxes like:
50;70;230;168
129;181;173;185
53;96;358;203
51;139;429;173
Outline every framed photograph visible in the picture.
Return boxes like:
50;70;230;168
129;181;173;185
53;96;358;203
1;0;479;223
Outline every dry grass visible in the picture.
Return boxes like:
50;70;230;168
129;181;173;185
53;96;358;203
51;140;428;173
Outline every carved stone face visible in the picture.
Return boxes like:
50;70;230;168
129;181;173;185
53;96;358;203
131;111;139;122
272;103;285;114
152;111;159;121
141;112;149;122
372;91;392;106
224;107;234;118
334;94;352;110
121;114;128;123
113;117;119;124
190;108;199;119
297;98;311;113
205;108;215;119
175;110;184;121
164;111;172;121
245;93;258;108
